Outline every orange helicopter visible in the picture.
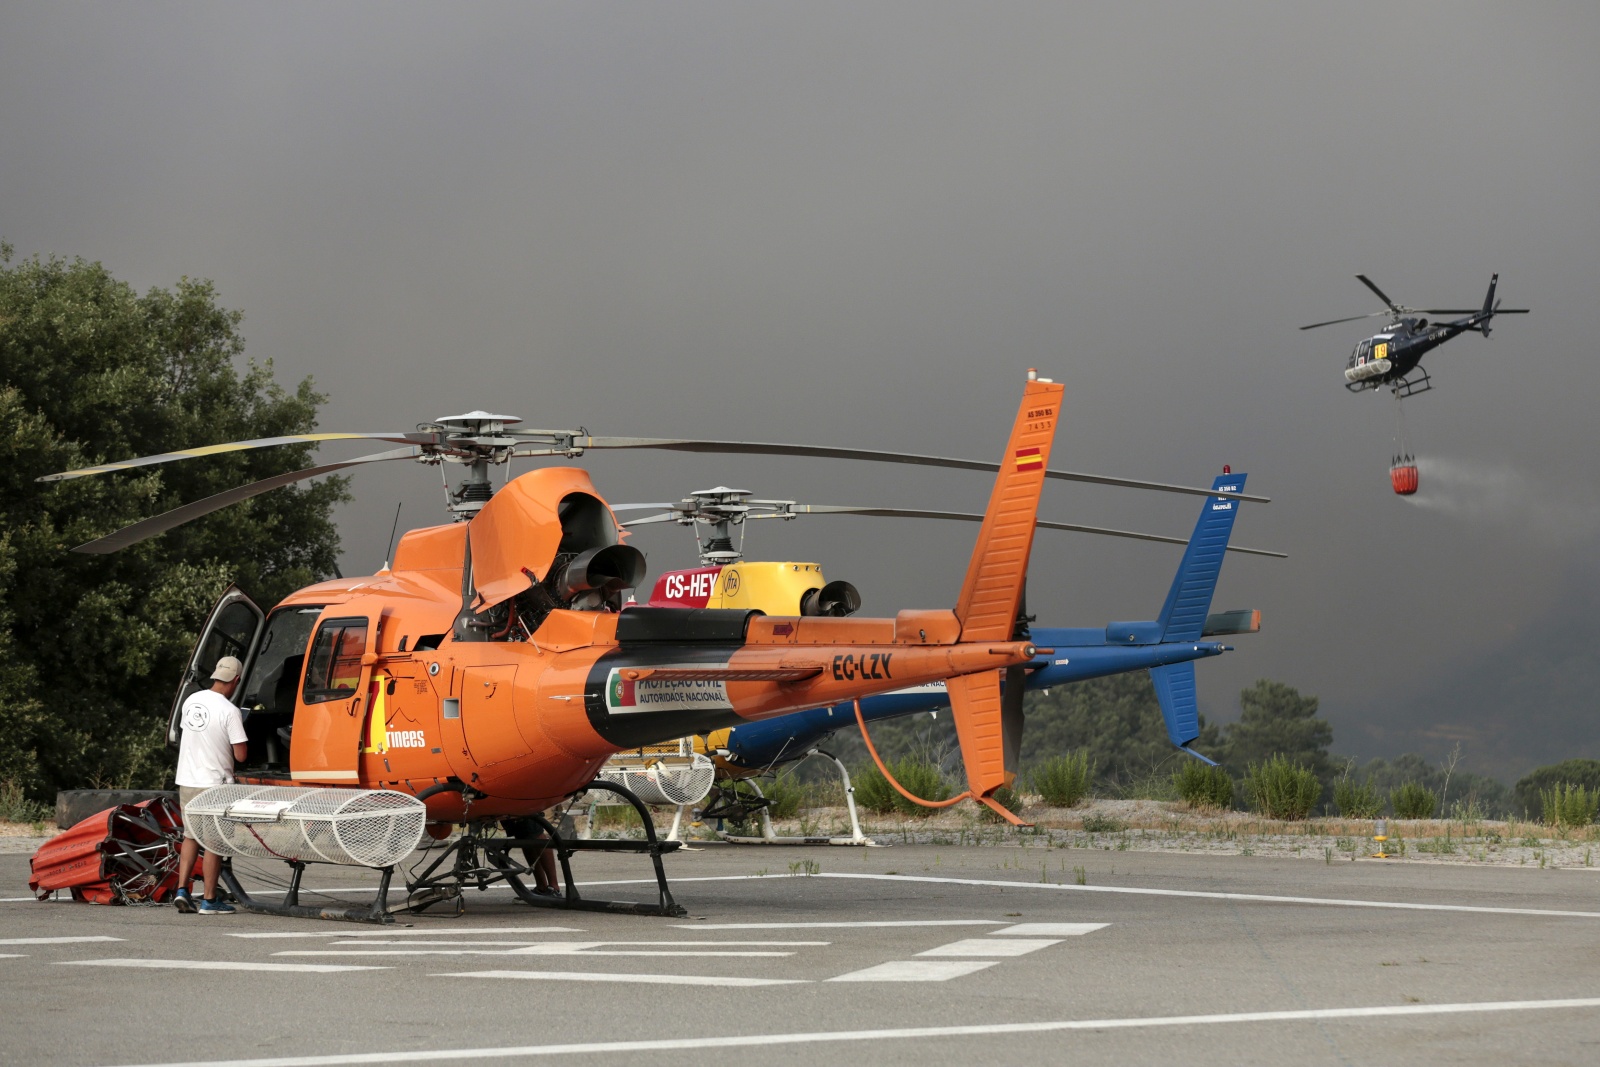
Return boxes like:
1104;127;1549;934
42;371;1266;919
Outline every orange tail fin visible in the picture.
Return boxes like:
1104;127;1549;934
948;370;1063;802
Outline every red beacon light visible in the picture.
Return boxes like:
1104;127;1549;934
1390;455;1419;496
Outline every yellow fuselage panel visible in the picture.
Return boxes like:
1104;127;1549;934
707;562;826;615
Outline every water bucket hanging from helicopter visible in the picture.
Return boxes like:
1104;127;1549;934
1389;392;1418;496
1390;458;1419;496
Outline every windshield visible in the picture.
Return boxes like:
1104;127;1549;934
239;607;322;717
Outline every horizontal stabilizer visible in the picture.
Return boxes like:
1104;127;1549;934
1201;608;1261;636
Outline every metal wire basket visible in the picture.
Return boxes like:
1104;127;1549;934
185;785;427;868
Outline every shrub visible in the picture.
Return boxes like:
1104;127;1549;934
1081;812;1126;833
1391;781;1437;820
0;779;50;824
851;765;898;815
1032;751;1095;808
1243;756;1322;820
1172;761;1233;810
1333;774;1384;818
760;774;806;820
887;755;951;817
1540;783;1600;830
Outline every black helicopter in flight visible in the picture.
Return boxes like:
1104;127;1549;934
1302;273;1528;398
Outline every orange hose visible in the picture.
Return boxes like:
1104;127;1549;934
853;700;972;809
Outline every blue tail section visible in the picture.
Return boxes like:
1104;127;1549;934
1150;661;1211;759
1155;472;1246;642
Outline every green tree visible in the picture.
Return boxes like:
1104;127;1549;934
1218;679;1333;787
0;246;346;799
1019;672;1223;791
1514;760;1600;822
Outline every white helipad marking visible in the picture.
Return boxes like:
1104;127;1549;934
674;919;1007;930
92;996;1600;1065
0;935;124;945
329;939;828;947
229;927;583;939
828;960;997;982
277;945;796;958
444;969;805;987
814;872;1600;919
996;923;1109;936
60;958;387;973
918;938;1061;957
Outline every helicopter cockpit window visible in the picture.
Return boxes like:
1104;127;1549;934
302;617;369;704
239;607;322;718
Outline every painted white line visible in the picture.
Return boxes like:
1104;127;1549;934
673;919;1008;930
0;896;45;902
60;958;388;974
229;926;584;939
329;939;828;947
443;969;806;987
0;953;25;958
828;960;997;982
276;946;795;958
996;922;1109;936
0;935;124;945
918;938;1061;957
95;996;1600;1066
814;872;1600;920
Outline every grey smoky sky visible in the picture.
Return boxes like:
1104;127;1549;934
4;3;1598;779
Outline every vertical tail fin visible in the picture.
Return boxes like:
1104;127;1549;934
1480;273;1499;336
947;371;1064;803
1156;471;1247;642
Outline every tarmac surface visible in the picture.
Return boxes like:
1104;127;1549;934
4;838;1600;1066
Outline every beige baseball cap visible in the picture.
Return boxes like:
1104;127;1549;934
210;656;243;683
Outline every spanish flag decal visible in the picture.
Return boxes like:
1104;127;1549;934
1015;446;1044;472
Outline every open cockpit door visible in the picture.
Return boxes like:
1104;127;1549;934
167;585;266;747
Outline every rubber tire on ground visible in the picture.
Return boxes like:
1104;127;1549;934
55;790;178;829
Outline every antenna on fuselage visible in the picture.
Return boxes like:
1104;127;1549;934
382;502;403;570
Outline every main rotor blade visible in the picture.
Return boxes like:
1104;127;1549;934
607;502;680;512
1355;274;1403;315
617;513;684;528
71;447;420;554
739;504;1287;557
563;438;1270;503
1299;312;1389;330
38;432;433;482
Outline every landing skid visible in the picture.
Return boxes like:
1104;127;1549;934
405;780;686;918
219;780;686;923
714;750;881;847
220;859;398;925
1391;368;1433;398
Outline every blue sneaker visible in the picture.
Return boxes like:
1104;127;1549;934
172;888;195;914
196;896;236;916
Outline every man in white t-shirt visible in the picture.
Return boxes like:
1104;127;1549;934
172;655;249;915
